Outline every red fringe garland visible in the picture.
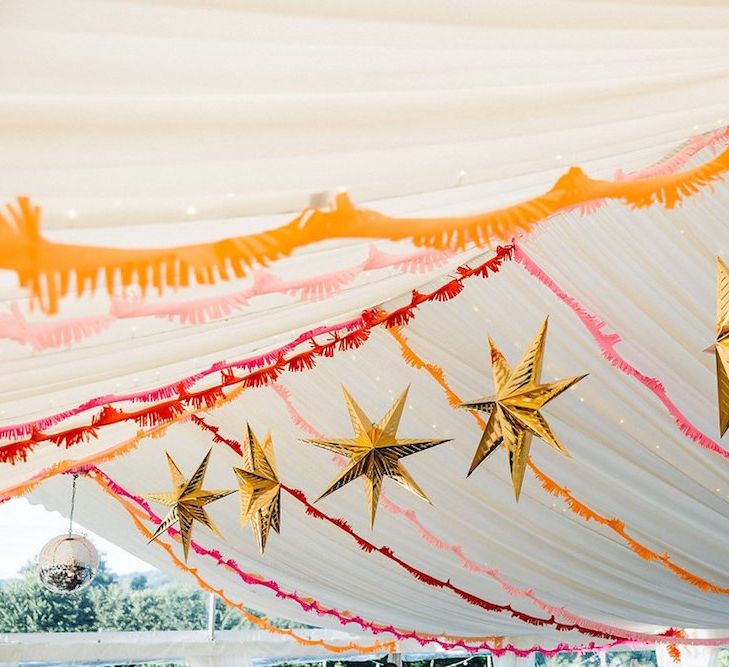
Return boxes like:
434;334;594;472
0;245;513;466
190;413;628;641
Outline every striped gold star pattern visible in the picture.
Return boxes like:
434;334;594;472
234;424;281;554
460;318;587;501
304;386;449;527
145;449;234;561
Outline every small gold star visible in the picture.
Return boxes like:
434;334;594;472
145;449;234;561
304;386;450;527
233;424;281;554
460;318;587;501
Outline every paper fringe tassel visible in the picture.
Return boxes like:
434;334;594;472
0;246;453;350
0;380;250;502
86;464;622;657
385;327;729;599
513;245;729;463
4;127;726;344
191;414;627;640
573;127;729;215
89;471;395;656
2;131;729;314
266;380;726;647
0;246;514;461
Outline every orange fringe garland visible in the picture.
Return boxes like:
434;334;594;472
3;138;729;313
91;473;396;655
90;468;511;652
386;327;729;597
0;382;248;501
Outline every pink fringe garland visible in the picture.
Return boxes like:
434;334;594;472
0;313;370;441
572;128;729;215
513;245;729;462
5;128;725;350
0;245;452;349
0;246;512;449
84;464;622;656
191;414;628;639
265;384;721;647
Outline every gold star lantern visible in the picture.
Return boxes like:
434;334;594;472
460;318;587;501
233;424;281;554
304;386;450;527
145;449;234;561
716;257;729;436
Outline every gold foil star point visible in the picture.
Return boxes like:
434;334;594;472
461;318;587;501
716;257;729;436
233;423;281;554
145;449;234;561
305;385;449;527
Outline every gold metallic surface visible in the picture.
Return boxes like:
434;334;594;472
304;386;449;527
460;318;586;501
234;424;281;554
145;449;234;561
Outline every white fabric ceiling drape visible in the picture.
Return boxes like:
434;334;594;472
1;0;729;652
2;0;729;225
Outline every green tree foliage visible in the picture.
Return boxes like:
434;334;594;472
535;652;657;667
0;555;296;633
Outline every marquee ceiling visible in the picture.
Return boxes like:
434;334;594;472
2;0;729;656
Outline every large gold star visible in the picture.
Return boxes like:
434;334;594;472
716;257;729;436
304;386;450;527
460;318;587;501
233;424;281;554
145;449;234;561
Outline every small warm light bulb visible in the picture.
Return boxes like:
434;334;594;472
67;209;78;220
186;206;197;216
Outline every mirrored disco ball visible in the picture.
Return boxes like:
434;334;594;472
38;534;99;594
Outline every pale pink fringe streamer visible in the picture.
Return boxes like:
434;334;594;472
3;129;726;434
513;245;729;462
3;128;727;351
0;245;452;349
573;127;729;214
89;463;621;656
268;384;723;647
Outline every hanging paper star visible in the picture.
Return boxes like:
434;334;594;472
716;257;729;436
145;449;234;561
460;318;587;501
233;423;281;554
304;386;450;527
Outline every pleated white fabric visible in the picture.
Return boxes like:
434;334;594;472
1;0;729;652
1;0;729;224
18;182;729;644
